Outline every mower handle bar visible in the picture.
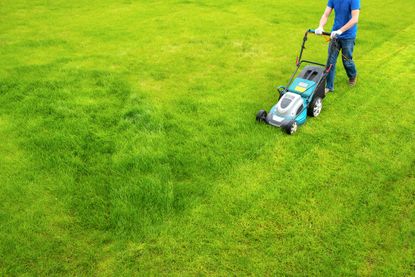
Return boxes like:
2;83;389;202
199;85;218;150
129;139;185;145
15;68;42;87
308;29;331;36
283;29;333;93
297;29;331;68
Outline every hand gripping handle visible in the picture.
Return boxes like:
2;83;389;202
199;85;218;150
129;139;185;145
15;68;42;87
308;29;331;36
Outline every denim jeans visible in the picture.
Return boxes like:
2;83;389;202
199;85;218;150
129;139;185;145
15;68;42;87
326;38;357;91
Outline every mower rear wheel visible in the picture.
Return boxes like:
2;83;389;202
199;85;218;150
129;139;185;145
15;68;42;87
256;110;267;122
308;96;323;117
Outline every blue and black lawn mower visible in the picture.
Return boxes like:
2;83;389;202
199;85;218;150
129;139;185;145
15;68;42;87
256;29;333;135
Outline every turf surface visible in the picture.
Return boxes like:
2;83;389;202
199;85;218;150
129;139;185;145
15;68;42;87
1;0;414;275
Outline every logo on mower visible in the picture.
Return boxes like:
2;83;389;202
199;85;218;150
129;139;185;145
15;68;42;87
295;82;309;93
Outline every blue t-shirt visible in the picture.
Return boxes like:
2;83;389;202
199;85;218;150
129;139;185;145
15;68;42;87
328;0;360;39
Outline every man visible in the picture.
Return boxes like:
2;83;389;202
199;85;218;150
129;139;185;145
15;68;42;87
315;0;360;93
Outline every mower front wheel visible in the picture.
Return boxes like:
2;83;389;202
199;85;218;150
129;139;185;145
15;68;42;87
284;121;298;135
256;110;267;123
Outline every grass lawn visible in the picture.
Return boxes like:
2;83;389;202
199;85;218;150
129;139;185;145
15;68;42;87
1;0;414;275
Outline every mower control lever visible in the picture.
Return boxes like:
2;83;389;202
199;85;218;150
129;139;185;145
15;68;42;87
326;64;333;73
308;29;331;37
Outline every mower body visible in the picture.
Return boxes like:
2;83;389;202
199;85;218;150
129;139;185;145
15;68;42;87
256;29;333;134
264;65;326;129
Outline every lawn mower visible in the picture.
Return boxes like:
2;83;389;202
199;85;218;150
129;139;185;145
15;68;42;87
256;29;333;135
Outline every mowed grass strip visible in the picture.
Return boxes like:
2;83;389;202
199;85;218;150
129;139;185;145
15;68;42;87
0;0;414;275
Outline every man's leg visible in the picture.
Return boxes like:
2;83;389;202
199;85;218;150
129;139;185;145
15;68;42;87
326;39;340;91
340;39;358;85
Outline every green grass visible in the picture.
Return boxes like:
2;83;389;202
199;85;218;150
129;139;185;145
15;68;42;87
1;0;414;275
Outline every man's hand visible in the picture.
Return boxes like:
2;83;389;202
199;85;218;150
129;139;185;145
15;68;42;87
331;30;343;39
315;27;324;35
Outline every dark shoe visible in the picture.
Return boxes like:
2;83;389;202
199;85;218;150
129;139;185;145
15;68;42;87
349;76;357;86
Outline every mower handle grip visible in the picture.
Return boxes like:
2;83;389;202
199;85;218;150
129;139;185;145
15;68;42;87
308;29;331;36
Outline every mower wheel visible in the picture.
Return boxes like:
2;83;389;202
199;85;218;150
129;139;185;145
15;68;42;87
284;121;298;135
308;96;323;117
256;110;267;122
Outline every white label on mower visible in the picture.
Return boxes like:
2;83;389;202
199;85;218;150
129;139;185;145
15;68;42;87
272;115;284;123
298;82;308;88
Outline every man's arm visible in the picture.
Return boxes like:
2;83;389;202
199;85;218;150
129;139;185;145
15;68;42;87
330;9;359;38
319;7;333;29
339;9;360;33
315;7;333;35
